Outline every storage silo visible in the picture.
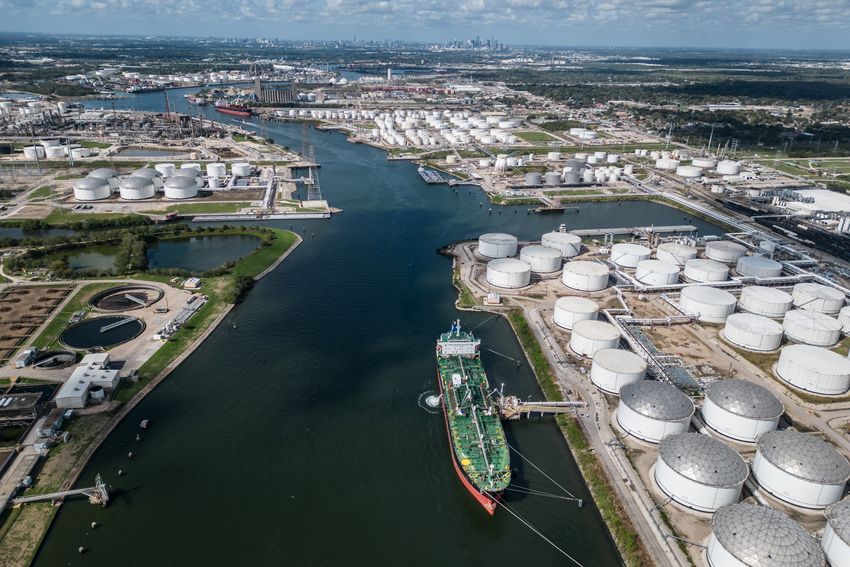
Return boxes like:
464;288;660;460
655;158;680;170
180;163;201;172
675;165;703;178
520;245;562;273
656;242;697;266
590;349;646;394
738;286;793;318
683;258;729;282
478;233;518;258
722;313;783;351
541;232;582;258
839;306;850;333
118;176;155;200
570;320;620;357
563;170;581;185
163;176;199;200
776;344;850;395
716;160;741;176
823;500;850;567
543;172;562;186
154;163;175;177
617;381;694;443
705;241;748;264
736;255;783;278
562;261;609;291
131;167;163;189
792;283;845;315
486;259;531;289
783;310;842;347
702;379;783;443
655;433;748;512
232;162;252;177
610;243;651;268
680;286;738;323
73;177;111;201
753;430;850;509
635;259;679;286
524;172;541;186
206;163;227;178
707;504;824;567
692;157;717;169
554;296;598;330
22;146;45;160
45;146;65;159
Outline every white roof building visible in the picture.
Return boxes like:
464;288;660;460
55;353;119;409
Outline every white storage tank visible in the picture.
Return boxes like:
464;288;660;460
722;313;784;351
680;286;737;323
206;163;227;178
738;286;793;318
675;165;703;178
823;500;850;567
520;245;562;273
554;296;598;330
683;258;729;282
617;381;694;443
716;160;741;176
132;167;163;188
656;242;697;266
776;344;850;395
543;172;562;186
44;146;65;159
692;157;717;168
783;309;842;347
570;320;620;357
22;146;45;160
70;147;91;159
839;305;850;333
655;433;747;512
635;259;679;286
73;177;111;201
180;163;201;172
792;282;845;315
232;162;252;177
590;349;646;394
118;176;155;200
541;232;582;258
736;255;783;278
562;261;609;291
707;504;824;567
705;241;748;264
610;243;651;268
655;158;680;170
478;233;518;258
524;172;541;186
753;430;850;509
486;259;531;289
702;379;783;443
154;163;175;177
164;176;199;200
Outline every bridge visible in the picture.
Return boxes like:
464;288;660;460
12;473;109;507
100;317;135;333
497;396;586;420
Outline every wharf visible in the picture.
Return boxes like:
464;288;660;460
571;224;697;236
417;166;447;184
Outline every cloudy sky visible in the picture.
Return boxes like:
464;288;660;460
1;0;849;49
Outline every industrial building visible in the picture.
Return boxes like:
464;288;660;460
617;381;694;443
54;353;119;409
254;79;296;104
701;379;783;443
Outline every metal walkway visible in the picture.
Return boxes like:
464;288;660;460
12;473;109;507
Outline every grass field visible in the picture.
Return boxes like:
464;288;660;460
43;208;139;225
31;283;112;349
145;202;252;215
27;186;52;201
515;131;557;143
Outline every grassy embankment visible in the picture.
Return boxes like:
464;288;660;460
144;202;252;215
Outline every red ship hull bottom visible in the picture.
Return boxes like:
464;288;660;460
215;108;251;117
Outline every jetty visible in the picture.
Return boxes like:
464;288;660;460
497;396;586;420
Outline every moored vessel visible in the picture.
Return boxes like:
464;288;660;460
214;101;252;117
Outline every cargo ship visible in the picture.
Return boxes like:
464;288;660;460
214;101;252;117
185;95;208;106
436;321;510;514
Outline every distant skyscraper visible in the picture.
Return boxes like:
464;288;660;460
387;68;392;83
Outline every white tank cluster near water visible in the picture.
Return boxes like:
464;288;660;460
562;261;609;291
590;349;646;394
553;297;598;330
655;242;697;266
541;232;582;258
520;245;562;273
792;282;845;315
610;243;651;268
782;309;842;347
753;430;850;509
775;344;850;395
737;286;793;318
735;255;783;278
823;500;850;567
477;233;517;258
722;313;784;351
635;259;679;286
701;379;783;443
654;433;748;512
485;258;531;289
683;258;729;282
680;286;737;323
617;381;694;443
705;240;748;264
570;320;621;357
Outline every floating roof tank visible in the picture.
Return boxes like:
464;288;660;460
776;344;850;395
702;379;783;443
590;348;646;394
838;306;850;333
541;232;582;258
478;233;517;259
73;177;111;201
792;283;845;315
562;261;609;291
520;245;562;273
163;176;199;200
683;258;729;282
823;500;850;567
553;296;598;330
738;286;793;318
206;163;227;178
118;176;155;200
680;286;737;323
783;309;842;347
617;381;694;443
736;255;783;278
705;241;748;264
722;313;783;351
570;320;620;357
610;243;651;268
692;157;717;168
676;165;703;178
485;258;531;289
635;259;679;286
716;160;742;176
656;242;697;266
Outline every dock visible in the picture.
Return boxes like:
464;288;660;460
497;396;586;420
12;473;109;507
571;224;698;236
417;166;446;184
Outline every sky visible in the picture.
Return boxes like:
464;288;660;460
1;0;850;49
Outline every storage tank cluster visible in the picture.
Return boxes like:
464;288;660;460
553;297;598;330
370;110;521;147
635;259;680;286
617;381;694;443
737;286;793;318
541;231;582;258
562;261;610;291
569;320;621;357
679;286;737;323
776;344;850;395
683;258;729;282
702;379;783;442
590;349;646;394
655;242;697;266
722;313;784;351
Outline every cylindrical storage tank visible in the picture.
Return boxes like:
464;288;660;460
823;500;850;567
839;305;850;333
553;296;598;330
716;160;741;175
118;176;155;200
707;504;825;567
683;258;729;282
675;165;703;178
656;242;697;266
478;233;518;259
792;283;845;315
486;259;531;289
232;162;251;177
617;381;694;443
206;163;227;177
702;379;783;443
783;310;842;347
692;157;717;168
180;163;201;172
546;151;561;161
44;146;65;159
478;159;491;168
753;430;850;509
520;245;562;273
776;344;850;395
524;172;541;186
71;147;91;159
543;172;562;186
635;259;679;286
722;313;783;351
570;320;620;357
736;255;783;278
655;433;747;512
563;171;581;185
87;168;120;181
154;163;175;177
132;167;163;188
73;177;111;201
163;176;199;200
606;154;619;164
655;158;680;170
541;232;582;258
738;286;793;318
22;146;46;160
562;261;609;291
705;241;748;264
680;286;737;323
590;349;646;394
610;243;651;268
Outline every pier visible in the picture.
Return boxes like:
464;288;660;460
571;224;697;236
418;166;446;184
12;474;109;507
498;396;586;420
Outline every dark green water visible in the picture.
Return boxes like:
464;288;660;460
65;246;117;274
147;235;261;272
60;316;144;350
34;98;723;566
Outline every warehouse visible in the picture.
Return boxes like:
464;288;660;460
590;348;646;394
553;296;598;330
55;354;119;409
617;381;694;443
679;286;737;323
775;344;850;395
701;379;783;443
